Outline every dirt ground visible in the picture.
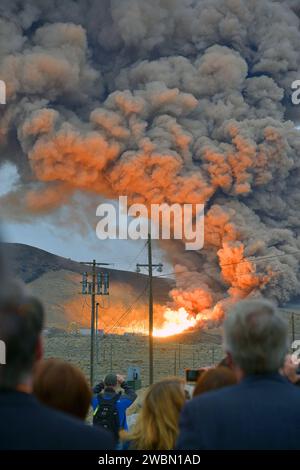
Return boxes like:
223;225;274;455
44;333;224;387
43;308;300;387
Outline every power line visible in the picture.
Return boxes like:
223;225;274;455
220;249;300;267
83;297;112;328
105;282;149;335
105;283;148;334
156;268;290;281
126;241;148;272
79;260;112;386
155;271;178;278
154;249;300;279
136;234;163;385
98;296;110;309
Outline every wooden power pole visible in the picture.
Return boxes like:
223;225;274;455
80;260;111;386
137;234;163;385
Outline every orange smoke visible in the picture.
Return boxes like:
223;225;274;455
218;242;271;299
21;94;283;333
26;184;73;213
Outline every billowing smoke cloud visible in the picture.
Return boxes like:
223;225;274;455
1;0;300;323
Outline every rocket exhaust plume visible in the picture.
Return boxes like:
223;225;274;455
1;0;300;335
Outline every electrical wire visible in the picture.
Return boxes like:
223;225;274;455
126;240;148;272
83;296;110;330
105;281;149;334
154;249;300;279
220;249;300;267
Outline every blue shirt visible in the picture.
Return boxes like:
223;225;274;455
92;384;137;431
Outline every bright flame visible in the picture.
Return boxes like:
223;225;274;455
153;307;198;337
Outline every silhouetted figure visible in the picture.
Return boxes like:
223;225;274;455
193;366;237;398
0;282;114;450
33;358;92;420
177;299;300;450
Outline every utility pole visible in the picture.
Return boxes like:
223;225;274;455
110;342;113;373
137;233;163;385
96;302;100;363
292;312;295;343
178;344;181;371
80;260;111;386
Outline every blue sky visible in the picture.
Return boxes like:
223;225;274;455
0;162;170;271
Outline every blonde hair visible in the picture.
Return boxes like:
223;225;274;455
122;377;185;450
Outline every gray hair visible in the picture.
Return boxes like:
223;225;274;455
223;299;288;375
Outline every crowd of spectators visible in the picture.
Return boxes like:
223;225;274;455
0;244;300;450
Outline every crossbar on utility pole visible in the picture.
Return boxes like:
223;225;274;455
80;260;111;386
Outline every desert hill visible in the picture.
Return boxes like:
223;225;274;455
4;243;174;330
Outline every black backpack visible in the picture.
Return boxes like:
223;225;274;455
93;392;121;439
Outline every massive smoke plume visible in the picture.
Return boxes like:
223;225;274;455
1;0;300;324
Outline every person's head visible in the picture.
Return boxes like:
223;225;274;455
224;298;288;378
104;373;118;390
193;366;237;397
0;281;44;391
123;377;186;450
33;359;92;420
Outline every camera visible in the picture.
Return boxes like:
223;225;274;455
185;368;207;383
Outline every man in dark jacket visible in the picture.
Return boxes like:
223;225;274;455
0;281;114;450
177;299;300;450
